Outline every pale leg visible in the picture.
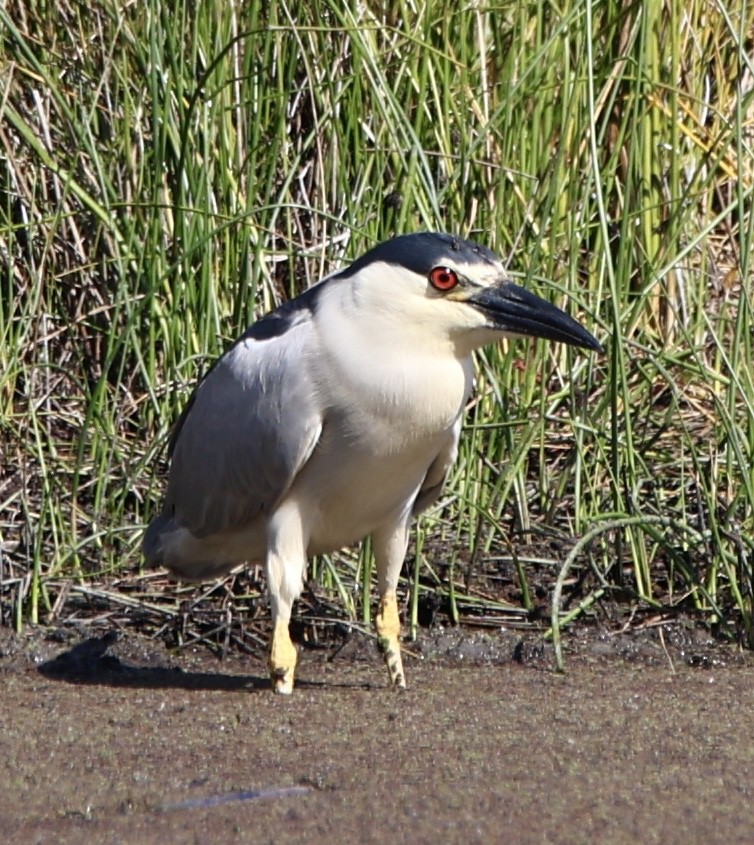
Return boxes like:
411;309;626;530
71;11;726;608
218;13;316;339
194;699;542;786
267;590;299;694
373;517;410;689
265;507;307;694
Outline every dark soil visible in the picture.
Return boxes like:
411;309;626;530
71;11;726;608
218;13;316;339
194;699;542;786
2;623;753;845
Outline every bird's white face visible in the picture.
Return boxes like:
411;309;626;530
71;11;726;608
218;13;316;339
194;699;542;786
346;249;600;359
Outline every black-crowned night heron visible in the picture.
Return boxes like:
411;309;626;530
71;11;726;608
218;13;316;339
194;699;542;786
143;232;600;693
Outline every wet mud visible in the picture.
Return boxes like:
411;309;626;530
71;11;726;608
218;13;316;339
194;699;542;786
1;625;753;844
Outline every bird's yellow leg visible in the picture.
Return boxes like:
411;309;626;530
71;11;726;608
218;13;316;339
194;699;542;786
268;620;298;695
375;590;406;689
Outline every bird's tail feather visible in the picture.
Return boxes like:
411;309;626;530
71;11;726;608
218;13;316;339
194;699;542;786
142;512;243;582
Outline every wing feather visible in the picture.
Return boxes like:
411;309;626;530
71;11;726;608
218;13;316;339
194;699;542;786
163;320;322;539
412;417;462;515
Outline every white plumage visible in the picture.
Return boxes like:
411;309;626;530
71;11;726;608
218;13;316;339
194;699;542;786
144;232;600;693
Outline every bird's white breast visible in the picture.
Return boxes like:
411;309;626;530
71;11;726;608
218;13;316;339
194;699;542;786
284;284;474;552
313;274;474;439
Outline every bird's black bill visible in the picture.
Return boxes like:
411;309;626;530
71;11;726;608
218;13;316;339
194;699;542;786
468;281;602;352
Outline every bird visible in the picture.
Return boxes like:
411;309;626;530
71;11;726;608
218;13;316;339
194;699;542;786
143;232;601;693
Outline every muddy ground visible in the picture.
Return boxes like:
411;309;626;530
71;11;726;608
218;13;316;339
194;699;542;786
1;623;753;845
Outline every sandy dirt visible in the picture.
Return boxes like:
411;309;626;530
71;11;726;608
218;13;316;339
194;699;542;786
1;625;753;845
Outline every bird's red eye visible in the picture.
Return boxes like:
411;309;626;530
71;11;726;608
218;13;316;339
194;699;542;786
429;266;459;291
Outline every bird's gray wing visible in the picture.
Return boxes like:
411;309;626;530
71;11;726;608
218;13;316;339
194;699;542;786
412;417;463;515
164;319;322;539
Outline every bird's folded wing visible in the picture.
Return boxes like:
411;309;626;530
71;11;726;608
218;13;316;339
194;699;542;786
164;325;322;538
412;416;463;515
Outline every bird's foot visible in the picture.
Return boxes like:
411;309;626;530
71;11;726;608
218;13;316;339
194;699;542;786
375;591;406;689
268;621;298;694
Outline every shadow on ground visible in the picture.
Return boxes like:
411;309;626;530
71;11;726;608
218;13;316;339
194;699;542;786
36;630;379;693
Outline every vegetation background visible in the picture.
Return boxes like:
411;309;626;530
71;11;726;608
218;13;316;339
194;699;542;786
1;0;752;654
